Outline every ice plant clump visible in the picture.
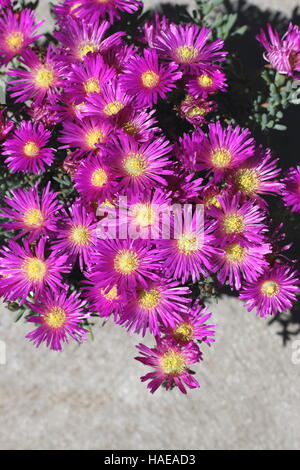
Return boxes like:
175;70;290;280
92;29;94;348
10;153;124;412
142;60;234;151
0;0;299;394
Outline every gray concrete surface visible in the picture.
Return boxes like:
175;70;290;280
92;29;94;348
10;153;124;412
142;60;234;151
1;0;300;451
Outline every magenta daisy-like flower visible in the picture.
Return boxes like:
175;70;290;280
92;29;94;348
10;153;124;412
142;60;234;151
3;121;55;174
213;240;271;290
118;278;190;336
119;49;182;107
0;8;43;65
77;0;142;24
7;45;66;106
240;265;300;317
59;117;113;155
115;107;158;142
257;23;300;78
135;337;201;394
186;66;227;98
196;121;255;178
66;53;116;101
84;79;131;120
89;238;161;292
53;0;86;21
0;183;61;241
162;301;216;346
282;166;300;213
159;212;222;283
55;17;124;62
154;23;226;70
83;272;125;321
52;202;98;269
26;288;88;351
209;192;267;246
104;134;173;196
0;238;70;303
74;154;116;204
230;146;283;199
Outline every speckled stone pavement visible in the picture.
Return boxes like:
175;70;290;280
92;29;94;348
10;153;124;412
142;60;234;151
0;0;300;450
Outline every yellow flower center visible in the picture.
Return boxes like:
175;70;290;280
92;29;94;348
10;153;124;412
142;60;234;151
90;168;108;187
114;249;139;274
141;70;160;88
101;285;119;301
35;66;55;88
235;168;260;194
187;106;206;117
225;243;246;263
85;128;104;149
211;147;232;169
122;121;139;136
260;280;280;298
5;31;24;52
176;45;198;63
177;232;198;255
132;203;155;227
174;322;194;342
23;208;44;228
123;153;147;177
84;77;101;94
223;213;245;234
138;288;161;309
22;257;47;282
198;74;213;87
23;141;39;157
103;100;124;116
69;225;91;246
78;43;98;60
160;350;186;375
44;307;66;329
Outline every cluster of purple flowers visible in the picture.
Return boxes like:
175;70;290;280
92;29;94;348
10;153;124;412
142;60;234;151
0;0;299;394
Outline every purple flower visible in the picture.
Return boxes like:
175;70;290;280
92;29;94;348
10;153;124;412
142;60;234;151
119;49;182;107
209;191;268;246
213;241;271;290
135;336;201;394
7;45;66;105
154;23;226;70
66;53;116;101
230;146;283;200
0;183;61;241
0;238;70;303
186;66;227;98
104;133;173;196
118;278;190;336
89;238;161;292
3;121;55;174
240;265;300;317
74;153;116;204
26;288;88;351
55;17;124;62
59;117;113;155
195;121;255;178
257;23;300;78
0;8;43;65
162;301;216;346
